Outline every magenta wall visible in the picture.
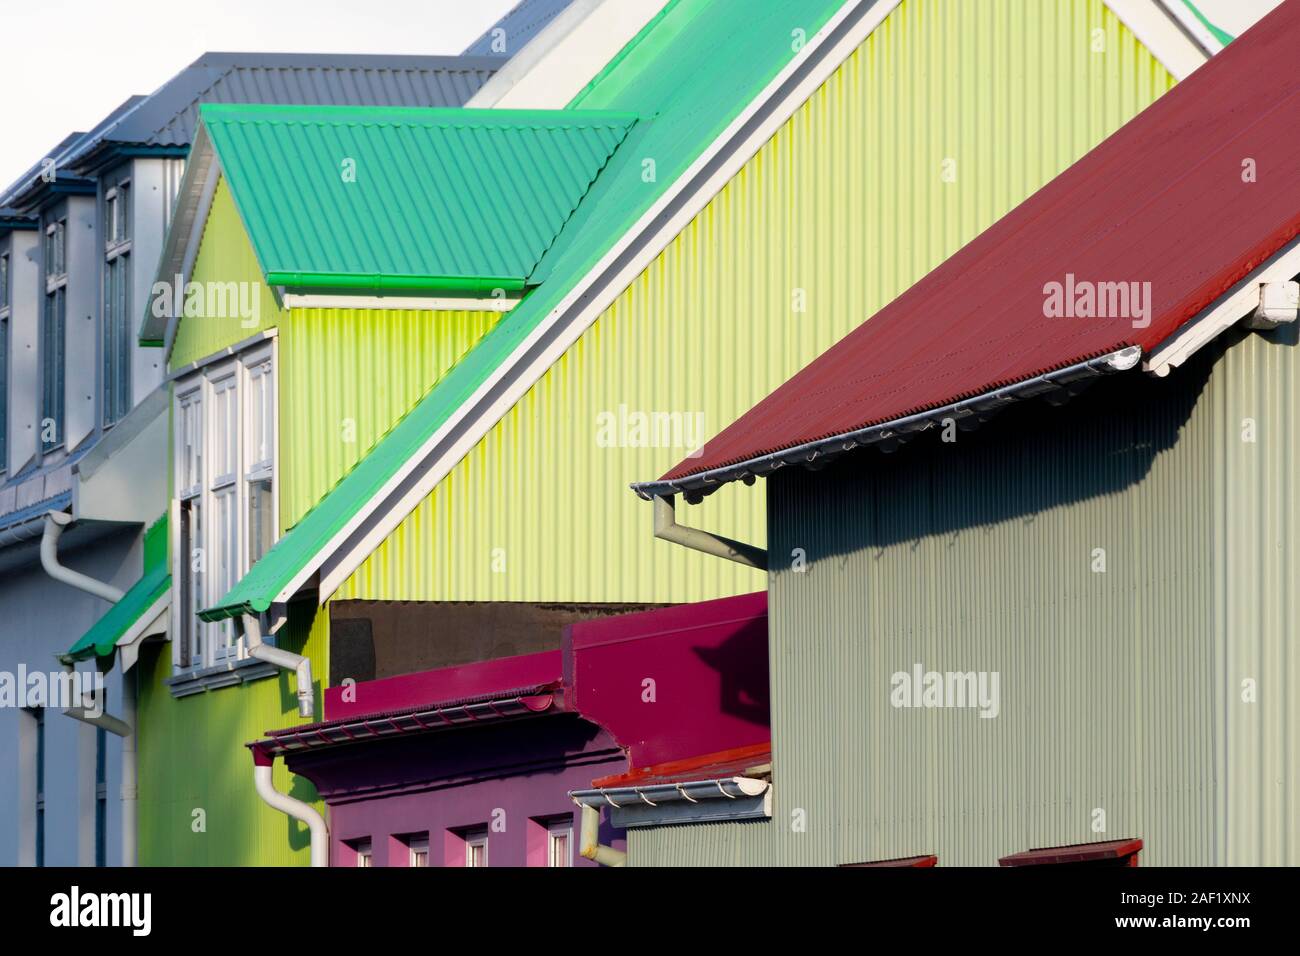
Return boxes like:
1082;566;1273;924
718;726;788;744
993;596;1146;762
283;592;769;865
287;715;625;867
565;591;769;769
324;650;562;721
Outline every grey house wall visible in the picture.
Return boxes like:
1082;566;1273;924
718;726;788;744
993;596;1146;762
631;323;1298;866
0;526;138;866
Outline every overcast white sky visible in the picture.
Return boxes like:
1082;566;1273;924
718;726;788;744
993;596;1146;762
0;0;516;188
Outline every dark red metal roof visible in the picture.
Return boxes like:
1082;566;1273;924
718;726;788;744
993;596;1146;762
591;742;771;789
653;1;1300;492
999;838;1143;867
842;855;939;868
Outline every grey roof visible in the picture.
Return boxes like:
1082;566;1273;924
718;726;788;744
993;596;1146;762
463;0;574;56
2;53;500;208
66;52;500;169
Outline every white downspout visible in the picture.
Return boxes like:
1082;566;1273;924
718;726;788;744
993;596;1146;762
240;613;314;718
42;511;125;602
578;803;627;867
251;745;329;867
42;510;137;866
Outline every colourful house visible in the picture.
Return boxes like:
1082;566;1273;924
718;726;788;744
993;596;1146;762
0;49;504;868
629;1;1300;865
249;593;769;866
108;0;1231;865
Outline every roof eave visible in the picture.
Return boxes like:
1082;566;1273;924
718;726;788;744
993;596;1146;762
634;346;1145;503
570;775;772;828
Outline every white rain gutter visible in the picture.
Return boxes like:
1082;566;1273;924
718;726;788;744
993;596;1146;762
41;510;138;867
634;346;1144;503
239;612;315;718
576;803;627;867
251;745;329;867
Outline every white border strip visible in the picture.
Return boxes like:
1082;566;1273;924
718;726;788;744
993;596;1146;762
281;293;519;313
1103;0;1211;79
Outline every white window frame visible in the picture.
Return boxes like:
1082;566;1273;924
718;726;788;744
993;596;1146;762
546;818;573;867
172;339;277;674
464;829;488;868
42;220;68;452
407;835;429;868
103;180;133;426
1;249;10;475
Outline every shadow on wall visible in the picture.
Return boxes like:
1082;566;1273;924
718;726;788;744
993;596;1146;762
693;619;769;728
767;325;1284;561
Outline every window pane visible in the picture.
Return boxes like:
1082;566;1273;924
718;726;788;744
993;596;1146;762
248;478;273;565
180;396;202;492
212;380;237;480
42;289;65;449
212;488;238;659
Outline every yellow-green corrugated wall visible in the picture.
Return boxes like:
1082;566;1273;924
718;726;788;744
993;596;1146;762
339;0;1176;605
145;177;503;864
169;181;283;371
136;603;327;866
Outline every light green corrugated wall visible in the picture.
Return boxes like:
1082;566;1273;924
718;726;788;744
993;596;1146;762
135;602;327;866
147;177;501;864
631;327;1300;867
278;307;502;528
339;0;1175;606
169;181;283;371
1212;326;1300;866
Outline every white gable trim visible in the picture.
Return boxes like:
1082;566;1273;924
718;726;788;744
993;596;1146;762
1103;0;1211;79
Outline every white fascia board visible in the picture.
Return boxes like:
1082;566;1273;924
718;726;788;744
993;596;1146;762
143;126;217;346
466;0;671;109
281;293;520;313
1144;236;1300;378
1154;0;1227;55
296;0;903;605
1103;0;1211;80
160;143;224;363
117;591;171;673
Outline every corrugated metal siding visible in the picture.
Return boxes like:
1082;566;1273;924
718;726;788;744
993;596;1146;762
463;0;573;56
136;601;327;866
1212;325;1300;865
168;179;284;371
636;328;1300;867
204;107;635;285
339;0;1174;606
168;175;505;527
139;61;497;149
161;158;186;226
279;307;502;530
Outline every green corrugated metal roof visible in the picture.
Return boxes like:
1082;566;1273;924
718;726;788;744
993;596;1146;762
203;103;638;294
201;0;848;622
67;516;171;661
